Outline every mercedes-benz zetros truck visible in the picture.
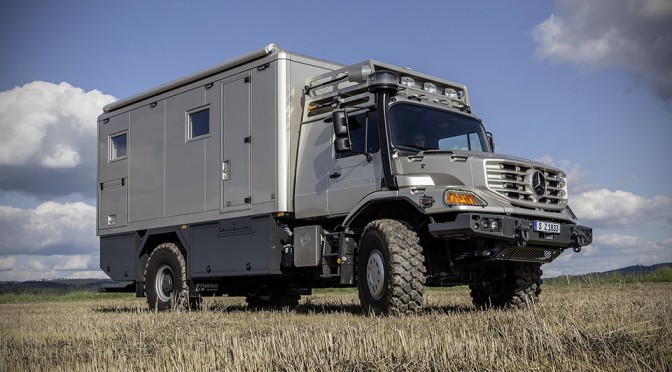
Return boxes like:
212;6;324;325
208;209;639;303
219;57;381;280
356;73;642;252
97;44;592;314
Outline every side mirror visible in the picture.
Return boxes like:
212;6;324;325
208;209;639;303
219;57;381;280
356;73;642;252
334;137;352;153
332;110;352;153
332;110;349;137
486;132;495;152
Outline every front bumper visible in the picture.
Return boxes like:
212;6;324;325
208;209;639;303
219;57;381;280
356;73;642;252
428;213;593;263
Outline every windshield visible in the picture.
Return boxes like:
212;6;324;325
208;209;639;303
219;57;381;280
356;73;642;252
389;103;489;153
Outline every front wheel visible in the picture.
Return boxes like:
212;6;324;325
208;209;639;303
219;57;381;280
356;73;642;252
144;242;190;311
357;219;426;315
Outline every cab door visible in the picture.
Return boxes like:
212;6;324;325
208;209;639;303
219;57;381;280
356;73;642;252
327;111;382;216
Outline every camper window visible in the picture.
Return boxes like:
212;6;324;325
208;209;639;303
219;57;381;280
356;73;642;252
188;109;210;140
109;132;127;161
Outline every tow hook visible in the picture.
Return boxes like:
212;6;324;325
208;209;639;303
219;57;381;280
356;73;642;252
571;227;587;252
514;221;530;247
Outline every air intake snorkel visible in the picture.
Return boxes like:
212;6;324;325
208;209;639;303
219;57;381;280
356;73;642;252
368;71;400;190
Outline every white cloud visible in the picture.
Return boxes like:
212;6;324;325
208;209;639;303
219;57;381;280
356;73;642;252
572;188;672;228
26;258;47;271
0;81;115;167
537;155;672;228
0;201;96;255
0;254;107;281
533;0;672;102
544;233;672;276
0;201;103;280
0;81;115;198
41;145;82;168
0;256;16;271
52;255;93;271
536;155;595;193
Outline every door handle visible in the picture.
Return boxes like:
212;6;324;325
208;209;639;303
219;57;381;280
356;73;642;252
330;172;341;179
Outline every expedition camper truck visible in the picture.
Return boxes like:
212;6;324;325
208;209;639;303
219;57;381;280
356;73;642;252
98;44;592;314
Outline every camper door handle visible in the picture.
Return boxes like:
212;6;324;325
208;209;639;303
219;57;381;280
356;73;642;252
330;172;341;179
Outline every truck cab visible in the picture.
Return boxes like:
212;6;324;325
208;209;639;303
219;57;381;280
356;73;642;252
295;61;592;313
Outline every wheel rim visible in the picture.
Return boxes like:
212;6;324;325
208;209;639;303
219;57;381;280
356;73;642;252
155;264;174;303
366;250;385;300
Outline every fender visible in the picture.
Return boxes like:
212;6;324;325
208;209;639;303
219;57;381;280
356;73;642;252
341;190;426;230
137;225;191;257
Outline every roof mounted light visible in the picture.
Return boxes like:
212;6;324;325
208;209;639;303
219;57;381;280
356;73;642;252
400;76;416;88
367;71;400;94
423;82;437;93
444;88;463;100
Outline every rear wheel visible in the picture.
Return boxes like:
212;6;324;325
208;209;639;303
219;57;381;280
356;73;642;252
470;263;543;309
144;242;190;311
357;219;426;315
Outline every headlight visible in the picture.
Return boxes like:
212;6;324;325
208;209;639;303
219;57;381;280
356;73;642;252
443;190;487;207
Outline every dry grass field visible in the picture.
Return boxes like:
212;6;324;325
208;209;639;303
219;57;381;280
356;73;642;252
1;283;670;371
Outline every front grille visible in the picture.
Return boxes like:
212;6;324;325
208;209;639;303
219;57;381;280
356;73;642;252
485;160;567;212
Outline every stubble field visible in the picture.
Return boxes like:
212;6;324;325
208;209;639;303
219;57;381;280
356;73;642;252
1;283;671;371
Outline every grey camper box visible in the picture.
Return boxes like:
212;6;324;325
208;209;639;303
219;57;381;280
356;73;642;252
98;44;339;279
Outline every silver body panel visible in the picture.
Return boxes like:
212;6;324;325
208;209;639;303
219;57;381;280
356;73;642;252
97;48;341;236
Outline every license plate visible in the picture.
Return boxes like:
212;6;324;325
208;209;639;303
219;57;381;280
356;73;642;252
534;221;561;234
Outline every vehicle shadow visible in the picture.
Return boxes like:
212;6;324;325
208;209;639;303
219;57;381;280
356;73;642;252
93;302;476;315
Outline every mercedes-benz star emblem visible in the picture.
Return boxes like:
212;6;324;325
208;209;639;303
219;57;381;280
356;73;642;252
530;170;547;197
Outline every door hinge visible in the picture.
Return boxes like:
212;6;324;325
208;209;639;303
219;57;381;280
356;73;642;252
244;136;251;143
244;197;251;204
244;76;251;83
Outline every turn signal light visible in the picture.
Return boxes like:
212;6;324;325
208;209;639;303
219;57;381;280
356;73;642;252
444;190;487;207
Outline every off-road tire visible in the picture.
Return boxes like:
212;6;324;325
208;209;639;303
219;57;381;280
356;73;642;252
357;219;426;315
470;263;543;309
144;242;190;311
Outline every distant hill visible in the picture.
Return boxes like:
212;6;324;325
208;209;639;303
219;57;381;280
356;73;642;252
598;263;672;275
0;278;116;295
544;262;672;285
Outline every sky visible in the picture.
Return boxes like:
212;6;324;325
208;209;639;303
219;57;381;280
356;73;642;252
0;0;670;280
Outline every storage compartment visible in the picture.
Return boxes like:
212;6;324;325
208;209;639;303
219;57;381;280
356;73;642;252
190;215;286;277
100;233;136;280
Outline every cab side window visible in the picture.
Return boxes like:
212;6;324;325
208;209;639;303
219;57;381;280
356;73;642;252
336;112;379;159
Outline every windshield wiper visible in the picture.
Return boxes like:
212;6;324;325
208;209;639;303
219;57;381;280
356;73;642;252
422;149;455;154
397;144;436;152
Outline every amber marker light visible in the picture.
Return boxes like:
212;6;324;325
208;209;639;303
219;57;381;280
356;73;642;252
443;190;487;207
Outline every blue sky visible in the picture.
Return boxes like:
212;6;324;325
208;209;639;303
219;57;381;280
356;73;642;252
1;0;670;280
